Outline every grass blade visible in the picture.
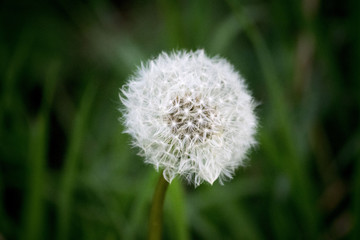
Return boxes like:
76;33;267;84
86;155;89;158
21;61;60;240
57;81;97;240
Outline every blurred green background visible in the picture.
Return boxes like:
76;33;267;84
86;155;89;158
1;0;359;239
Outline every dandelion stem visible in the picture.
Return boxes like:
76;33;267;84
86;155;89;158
148;171;169;240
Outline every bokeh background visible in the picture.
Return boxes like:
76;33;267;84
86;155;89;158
1;0;359;239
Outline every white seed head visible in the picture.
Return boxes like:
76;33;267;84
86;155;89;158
120;50;257;187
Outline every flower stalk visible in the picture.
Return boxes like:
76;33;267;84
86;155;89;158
148;171;169;240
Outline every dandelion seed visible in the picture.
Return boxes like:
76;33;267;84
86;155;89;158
120;50;257;187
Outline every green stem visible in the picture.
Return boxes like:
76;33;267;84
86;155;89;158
148;171;169;240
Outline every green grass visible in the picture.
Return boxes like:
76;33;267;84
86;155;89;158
0;0;358;239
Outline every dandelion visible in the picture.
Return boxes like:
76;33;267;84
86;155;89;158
120;49;257;187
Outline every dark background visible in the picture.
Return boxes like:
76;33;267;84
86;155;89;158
1;0;359;239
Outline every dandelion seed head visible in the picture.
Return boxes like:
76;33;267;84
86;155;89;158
120;49;257;187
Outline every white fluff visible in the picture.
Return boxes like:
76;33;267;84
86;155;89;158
120;50;257;187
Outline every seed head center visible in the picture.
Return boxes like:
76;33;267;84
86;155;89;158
167;95;216;142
